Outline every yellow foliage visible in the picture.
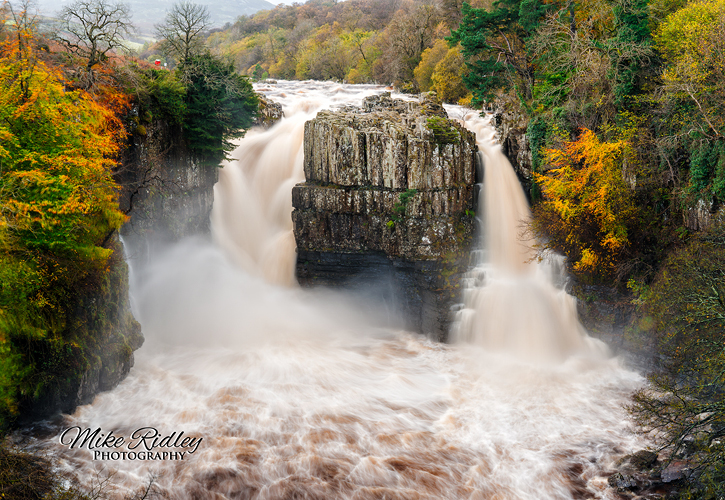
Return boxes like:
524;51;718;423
430;44;468;104
655;0;725;135
534;129;637;275
414;39;448;92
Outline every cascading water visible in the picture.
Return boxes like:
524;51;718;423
450;111;605;363
36;81;647;500
211;82;384;285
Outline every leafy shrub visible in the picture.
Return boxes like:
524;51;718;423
533;129;638;277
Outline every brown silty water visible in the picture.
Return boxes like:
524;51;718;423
39;81;647;499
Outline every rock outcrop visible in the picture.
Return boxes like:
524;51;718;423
293;93;478;340
119;117;218;260
254;93;284;128
684;198;725;231
492;106;534;199
19;237;142;424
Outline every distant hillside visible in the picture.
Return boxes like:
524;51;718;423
33;0;277;36
205;0;472;100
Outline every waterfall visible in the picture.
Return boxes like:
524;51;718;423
210;114;307;286
450;111;606;362
211;82;383;285
36;81;646;500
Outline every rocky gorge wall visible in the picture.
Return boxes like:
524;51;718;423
19;115;220;425
19;237;143;424
491;106;534;200
293;94;478;340
118;118;218;261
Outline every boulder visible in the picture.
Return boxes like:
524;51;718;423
254;94;284;128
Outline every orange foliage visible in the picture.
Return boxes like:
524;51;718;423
0;25;127;263
533;129;637;276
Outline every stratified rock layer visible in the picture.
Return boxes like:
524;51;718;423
293;93;478;340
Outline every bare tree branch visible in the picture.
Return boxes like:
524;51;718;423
155;1;210;66
53;0;134;75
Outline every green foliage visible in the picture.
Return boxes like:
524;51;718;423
144;69;187;125
426;117;461;145
631;224;725;498
609;0;652;110
527;116;548;201
449;0;549;106
531;70;570;110
688;140;725;200
653;0;725;207
180;52;258;160
252;62;264;81
0;26;135;429
390;189;417;223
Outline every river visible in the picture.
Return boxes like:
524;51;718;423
40;81;646;500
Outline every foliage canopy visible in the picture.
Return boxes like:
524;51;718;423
0;25;127;426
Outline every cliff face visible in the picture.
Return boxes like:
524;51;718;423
293;93;478;340
119;118;219;258
19;237;142;424
23;120;217;423
684;199;725;231
492;107;534;199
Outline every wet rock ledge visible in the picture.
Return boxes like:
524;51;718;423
292;93;478;340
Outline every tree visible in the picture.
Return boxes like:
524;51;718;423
377;1;440;86
655;0;725;202
430;43;468;103
54;0;134;73
608;0;653;111
414;38;448;91
449;0;550;106
0;26;126;426
533;129;638;276
155;1;210;66
180;52;258;160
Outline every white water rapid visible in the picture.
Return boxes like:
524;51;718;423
38;81;646;500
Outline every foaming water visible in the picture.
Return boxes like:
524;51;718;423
450;110;603;362
38;82;645;499
212;81;384;285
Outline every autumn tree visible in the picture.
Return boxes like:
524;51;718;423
294;23;355;81
414;38;448;91
155;1;210;66
533;129;638;277
430;44;468;103
655;0;725;202
341;29;377;82
0;26;127;426
377;1;440;86
54;0;134;74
